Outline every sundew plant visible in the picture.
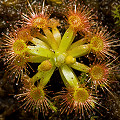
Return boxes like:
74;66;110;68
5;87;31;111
0;0;120;119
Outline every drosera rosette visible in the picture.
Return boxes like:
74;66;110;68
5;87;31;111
88;24;119;59
10;1;98;117
1;0;98;113
0;0;119;119
14;74;57;115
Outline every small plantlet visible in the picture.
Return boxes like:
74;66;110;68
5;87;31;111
112;4;120;26
0;0;119;119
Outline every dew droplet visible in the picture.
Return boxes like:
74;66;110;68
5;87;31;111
14;95;16;98
16;83;18;85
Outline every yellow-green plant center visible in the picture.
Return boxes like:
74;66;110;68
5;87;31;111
13;40;27;55
91;65;105;80
68;15;83;28
32;17;47;28
54;52;66;67
30;87;45;101
90;36;104;51
74;88;89;103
